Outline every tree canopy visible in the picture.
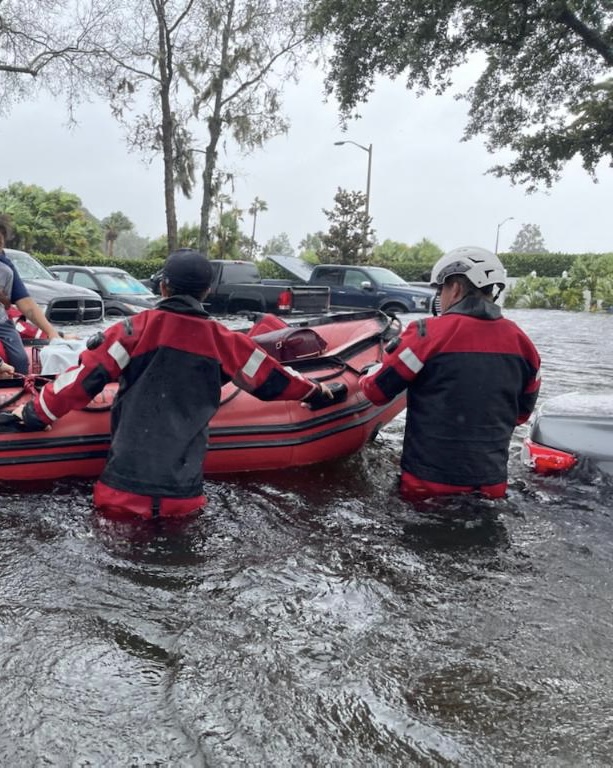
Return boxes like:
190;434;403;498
97;0;310;253
319;187;374;265
0;0;110;114
372;238;443;280
248;197;269;259
308;1;613;189
0;182;103;258
262;232;294;259
101;212;134;258
509;223;548;254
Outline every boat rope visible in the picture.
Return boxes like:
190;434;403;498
0;373;54;409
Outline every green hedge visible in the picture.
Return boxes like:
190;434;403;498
498;252;609;277
387;261;433;282
35;253;165;280
267;252;608;281
37;254;282;281
33;251;613;283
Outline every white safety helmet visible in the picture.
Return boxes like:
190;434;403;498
430;246;507;291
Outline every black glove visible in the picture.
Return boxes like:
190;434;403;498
304;382;348;410
0;410;47;433
18;401;49;432
0;412;27;433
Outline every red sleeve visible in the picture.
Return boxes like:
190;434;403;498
360;320;432;404
212;324;317;401
32;316;319;426
32;319;141;425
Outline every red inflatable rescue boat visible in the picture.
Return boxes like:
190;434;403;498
0;310;406;483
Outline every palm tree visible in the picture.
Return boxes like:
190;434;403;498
212;193;233;259
248;197;268;260
101;212;134;258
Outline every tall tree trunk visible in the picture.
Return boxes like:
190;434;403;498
154;0;178;252
199;123;221;256
249;211;257;259
199;0;235;255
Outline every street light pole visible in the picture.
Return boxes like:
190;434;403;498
334;140;373;260
495;216;514;255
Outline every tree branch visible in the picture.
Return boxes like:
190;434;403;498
221;34;305;107
556;4;613;65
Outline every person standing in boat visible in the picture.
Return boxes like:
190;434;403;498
0;217;63;374
359;246;541;503
13;248;332;519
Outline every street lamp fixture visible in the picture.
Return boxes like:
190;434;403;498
334;140;373;259
495;216;514;255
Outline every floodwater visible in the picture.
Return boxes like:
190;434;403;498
1;310;612;766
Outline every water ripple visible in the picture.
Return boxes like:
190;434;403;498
1;310;613;764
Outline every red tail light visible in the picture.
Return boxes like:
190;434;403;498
523;438;577;474
277;290;292;312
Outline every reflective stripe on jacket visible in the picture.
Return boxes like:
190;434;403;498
360;295;541;487
26;295;316;499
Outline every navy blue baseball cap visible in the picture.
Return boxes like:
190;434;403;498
162;249;212;294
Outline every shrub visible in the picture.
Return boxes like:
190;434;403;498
36;253;164;280
370;238;443;281
499;252;601;277
504;276;585;310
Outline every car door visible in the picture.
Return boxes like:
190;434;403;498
52;267;72;284
337;268;376;309
71;270;97;290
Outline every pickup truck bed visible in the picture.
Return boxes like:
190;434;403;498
267;255;435;315
142;259;330;316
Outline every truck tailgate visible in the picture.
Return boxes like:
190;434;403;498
288;285;330;314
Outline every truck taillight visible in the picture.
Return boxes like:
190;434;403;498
277;290;292;312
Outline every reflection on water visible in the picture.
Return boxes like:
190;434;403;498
1;310;613;765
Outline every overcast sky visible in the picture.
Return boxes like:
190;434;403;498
1;65;612;256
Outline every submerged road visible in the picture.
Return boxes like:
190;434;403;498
0;309;612;765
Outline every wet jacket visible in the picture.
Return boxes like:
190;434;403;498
23;296;319;502
359;295;541;487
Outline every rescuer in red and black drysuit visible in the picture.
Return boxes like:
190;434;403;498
14;249;332;519
359;246;541;503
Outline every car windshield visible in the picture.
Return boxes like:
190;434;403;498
7;251;54;280
365;267;408;287
97;272;156;296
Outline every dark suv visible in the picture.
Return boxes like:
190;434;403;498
6;249;104;324
51;265;158;317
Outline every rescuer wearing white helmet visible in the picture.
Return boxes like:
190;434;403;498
429;246;507;312
360;246;541;503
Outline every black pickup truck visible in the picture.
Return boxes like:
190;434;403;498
144;259;330;315
267;256;436;314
